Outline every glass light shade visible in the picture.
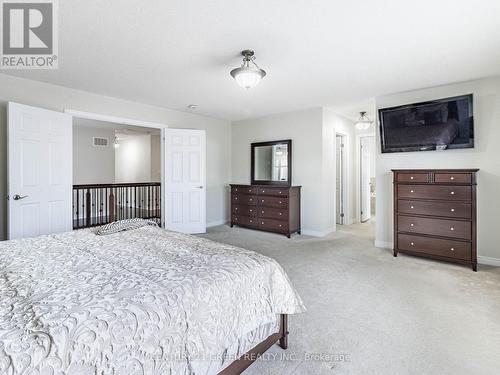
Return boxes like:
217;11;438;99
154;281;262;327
355;121;372;130
230;66;266;89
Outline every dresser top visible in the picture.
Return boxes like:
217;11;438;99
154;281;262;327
230;184;302;188
392;169;479;173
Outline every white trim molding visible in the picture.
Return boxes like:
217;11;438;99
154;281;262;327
301;228;335;237
65;109;168;129
375;240;393;249
478;256;500;267
207;220;228;228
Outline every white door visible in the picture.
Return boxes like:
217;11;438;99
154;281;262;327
335;135;344;225
164;129;206;234
360;136;373;223
8;102;73;239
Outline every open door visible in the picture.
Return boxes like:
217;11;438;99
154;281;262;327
163;129;206;234
8;102;73;239
335;134;345;225
360;136;374;223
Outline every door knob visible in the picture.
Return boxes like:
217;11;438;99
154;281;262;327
13;194;28;201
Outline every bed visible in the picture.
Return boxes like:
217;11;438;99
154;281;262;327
0;224;305;375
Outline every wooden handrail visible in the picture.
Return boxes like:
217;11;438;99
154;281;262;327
74;182;160;189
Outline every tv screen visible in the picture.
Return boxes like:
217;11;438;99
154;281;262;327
379;94;474;153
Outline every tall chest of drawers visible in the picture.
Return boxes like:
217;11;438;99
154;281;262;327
393;169;479;271
230;184;301;238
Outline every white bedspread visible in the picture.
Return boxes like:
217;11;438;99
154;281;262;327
0;227;305;375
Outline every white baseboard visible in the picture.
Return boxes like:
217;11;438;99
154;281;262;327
301;229;335;237
207;219;227;228
478;256;500;267
375;240;393;249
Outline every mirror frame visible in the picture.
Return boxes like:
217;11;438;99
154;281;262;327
251;139;292;186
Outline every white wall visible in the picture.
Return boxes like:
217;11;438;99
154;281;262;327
151;134;161;182
375;77;500;262
0;73;232;240
232;107;357;236
73;124;115;184
115;134;152;183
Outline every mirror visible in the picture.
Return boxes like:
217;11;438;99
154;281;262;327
251;140;292;185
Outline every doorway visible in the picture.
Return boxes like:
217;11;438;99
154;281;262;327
336;134;346;225
360;136;376;223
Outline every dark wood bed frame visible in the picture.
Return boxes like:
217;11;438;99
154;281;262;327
218;314;289;375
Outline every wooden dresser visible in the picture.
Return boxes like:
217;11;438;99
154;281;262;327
393;169;478;271
230;184;301;238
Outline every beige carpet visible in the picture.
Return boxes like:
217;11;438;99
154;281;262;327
200;223;500;375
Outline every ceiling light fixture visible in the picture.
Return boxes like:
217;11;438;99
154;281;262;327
230;50;267;89
355;111;373;130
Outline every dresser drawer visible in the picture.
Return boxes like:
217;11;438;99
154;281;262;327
232;205;257;217
397;234;471;261
397;185;471;201
231;194;257;206
232;215;258;227
395;172;429;183
398;200;472;219
398;215;471;240
434;173;472;184
258;196;288;208
258;206;288;220
258;218;288;232
258;187;289;196
232;186;258;195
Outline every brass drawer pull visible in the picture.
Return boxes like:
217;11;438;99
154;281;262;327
450;208;455;212
450;191;455;195
410;242;415;246
410;190;414;193
410;176;414;180
450;227;454;231
450;247;455;251
410;223;414;227
450;177;455;180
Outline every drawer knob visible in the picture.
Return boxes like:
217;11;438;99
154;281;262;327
279;191;282;194
410;190;414;193
279;224;282;227
279;213;282;216
235;218;238;221
261;200;265;203
235;189;238;192
235;197;238;200
410;206;414;209
235;208;238;210
250;220;253;223
279;201;282;204
450;247;455;251
450;191;455;195
450;227;454;231
410;223;414;227
450;208;455;212
410;242;415;246
410;176;414;180
248;189;252;192
450;177;455;180
262;211;265;214
250;209;253;212
262;222;265;225
249;198;253;201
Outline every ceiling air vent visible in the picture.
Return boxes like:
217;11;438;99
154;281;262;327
93;137;109;147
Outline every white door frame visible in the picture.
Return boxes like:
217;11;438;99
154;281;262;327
65;109;169;225
356;134;376;223
335;133;348;226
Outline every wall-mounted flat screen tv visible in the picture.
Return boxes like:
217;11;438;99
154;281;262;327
379;94;474;153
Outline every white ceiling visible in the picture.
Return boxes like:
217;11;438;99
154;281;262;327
6;0;500;120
